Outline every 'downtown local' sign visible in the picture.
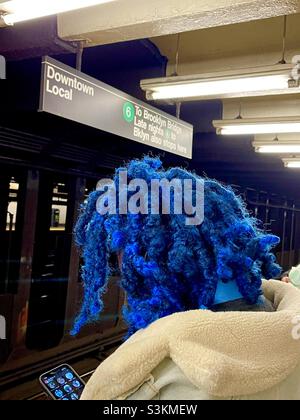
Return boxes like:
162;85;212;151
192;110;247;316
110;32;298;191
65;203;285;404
39;56;193;159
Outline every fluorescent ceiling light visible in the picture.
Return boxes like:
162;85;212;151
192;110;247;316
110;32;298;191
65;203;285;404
282;158;300;168
0;0;114;25
253;139;300;154
213;117;300;136
256;144;300;154
253;137;300;154
140;65;300;102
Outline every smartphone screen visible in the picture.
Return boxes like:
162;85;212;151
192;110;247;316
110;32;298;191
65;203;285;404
39;364;85;400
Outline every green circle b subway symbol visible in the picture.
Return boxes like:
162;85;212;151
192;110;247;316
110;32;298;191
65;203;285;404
123;102;135;123
165;129;171;139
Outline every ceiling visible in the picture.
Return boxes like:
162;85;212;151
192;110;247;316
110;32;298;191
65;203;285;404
56;0;300;46
151;14;300;74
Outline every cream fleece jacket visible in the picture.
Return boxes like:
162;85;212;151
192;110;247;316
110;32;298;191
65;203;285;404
81;281;300;400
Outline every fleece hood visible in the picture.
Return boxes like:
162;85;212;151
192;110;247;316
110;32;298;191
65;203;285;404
82;281;300;399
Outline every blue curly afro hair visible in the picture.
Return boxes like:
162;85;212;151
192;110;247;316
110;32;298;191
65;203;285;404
71;156;281;336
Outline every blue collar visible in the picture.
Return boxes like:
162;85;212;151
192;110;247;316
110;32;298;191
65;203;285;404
213;280;244;306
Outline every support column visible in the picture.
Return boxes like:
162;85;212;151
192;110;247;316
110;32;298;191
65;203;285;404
63;177;86;340
11;170;39;352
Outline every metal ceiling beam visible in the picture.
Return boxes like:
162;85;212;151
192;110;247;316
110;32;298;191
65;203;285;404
57;0;300;46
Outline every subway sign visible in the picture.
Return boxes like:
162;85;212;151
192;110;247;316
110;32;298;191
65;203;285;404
39;56;193;159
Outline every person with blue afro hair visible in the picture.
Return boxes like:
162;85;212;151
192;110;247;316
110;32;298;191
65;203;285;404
75;156;300;401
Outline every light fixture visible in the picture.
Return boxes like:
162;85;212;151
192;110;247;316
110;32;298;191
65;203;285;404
282;158;300;168
256;145;300;154
253;138;300;154
0;0;115;26
213;117;300;136
140;64;300;102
